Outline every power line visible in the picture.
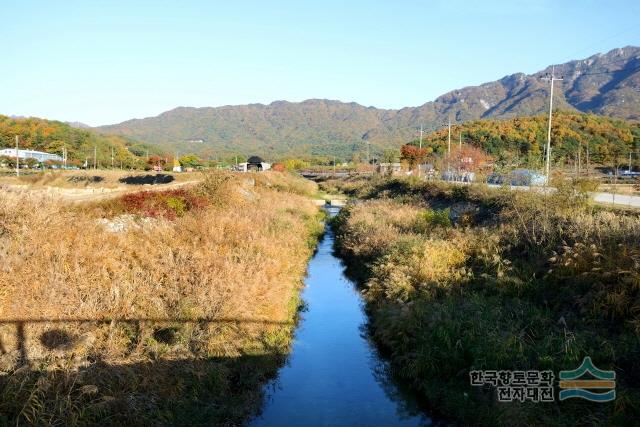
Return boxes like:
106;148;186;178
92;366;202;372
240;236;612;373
548;24;640;69
577;63;640;77
580;28;639;59
543;55;640;79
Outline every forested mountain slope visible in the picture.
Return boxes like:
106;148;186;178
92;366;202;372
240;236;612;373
96;46;640;159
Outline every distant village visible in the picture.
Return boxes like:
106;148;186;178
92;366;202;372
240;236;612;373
0;144;565;187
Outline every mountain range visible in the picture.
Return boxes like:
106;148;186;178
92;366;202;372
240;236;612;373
97;46;640;159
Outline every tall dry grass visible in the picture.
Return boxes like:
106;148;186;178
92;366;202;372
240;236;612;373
0;171;322;425
333;177;640;426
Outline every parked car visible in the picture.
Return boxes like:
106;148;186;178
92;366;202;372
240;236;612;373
620;170;640;179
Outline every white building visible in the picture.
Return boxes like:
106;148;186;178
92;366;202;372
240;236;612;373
376;162;402;175
0;148;63;163
233;156;271;172
234;162;272;172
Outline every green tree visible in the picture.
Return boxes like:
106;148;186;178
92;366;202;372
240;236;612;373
24;158;39;168
179;154;202;168
381;149;400;163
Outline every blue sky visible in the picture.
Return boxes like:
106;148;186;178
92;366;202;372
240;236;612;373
2;0;639;126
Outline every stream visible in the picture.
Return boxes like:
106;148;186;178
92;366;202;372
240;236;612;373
249;207;433;426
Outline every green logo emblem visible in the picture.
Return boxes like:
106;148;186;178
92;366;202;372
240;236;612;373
559;357;615;402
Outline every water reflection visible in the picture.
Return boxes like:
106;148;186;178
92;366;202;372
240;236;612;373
250;206;433;426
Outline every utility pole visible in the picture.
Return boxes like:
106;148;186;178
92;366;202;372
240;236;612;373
447;117;451;157
448;118;451;157
447;118;452;174
577;143;581;178
15;136;19;177
541;66;563;182
629;151;633;173
366;141;370;166
63;146;67;170
419;124;423;149
111;147;115;169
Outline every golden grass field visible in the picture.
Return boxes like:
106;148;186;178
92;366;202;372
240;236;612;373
0;171;323;425
329;176;640;426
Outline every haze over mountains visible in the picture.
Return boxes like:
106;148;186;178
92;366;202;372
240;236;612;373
97;46;640;158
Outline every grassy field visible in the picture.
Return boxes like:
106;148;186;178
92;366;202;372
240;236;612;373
328;176;640;425
0;171;323;425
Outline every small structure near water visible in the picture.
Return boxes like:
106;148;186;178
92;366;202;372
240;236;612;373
376;162;402;175
234;155;272;172
172;158;182;173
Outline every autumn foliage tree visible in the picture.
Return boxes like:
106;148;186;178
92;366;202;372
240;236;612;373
400;144;428;169
420;112;638;169
271;162;286;172
147;155;166;170
0;114;144;167
453;145;492;172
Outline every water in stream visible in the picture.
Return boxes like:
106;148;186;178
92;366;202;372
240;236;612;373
250;207;432;426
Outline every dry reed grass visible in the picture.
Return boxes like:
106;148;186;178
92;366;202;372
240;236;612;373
333;177;640;425
0;171;322;424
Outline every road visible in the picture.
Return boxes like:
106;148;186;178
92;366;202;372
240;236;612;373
462;181;640;208
592;192;640;208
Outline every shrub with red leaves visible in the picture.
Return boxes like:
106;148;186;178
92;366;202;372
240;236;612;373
121;189;210;219
271;163;286;172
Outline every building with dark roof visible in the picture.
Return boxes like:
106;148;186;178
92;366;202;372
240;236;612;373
234;155;271;172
